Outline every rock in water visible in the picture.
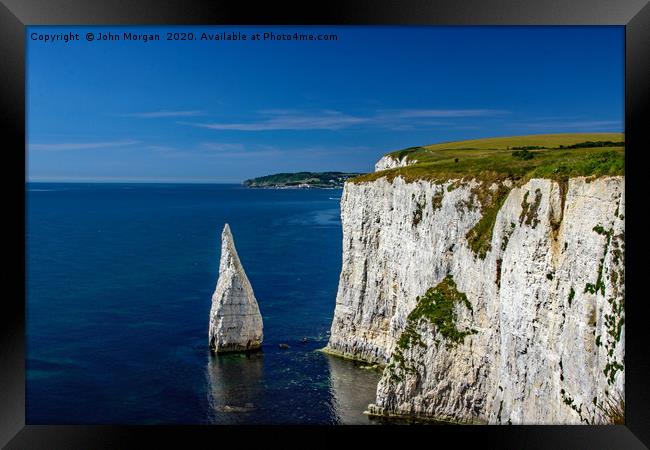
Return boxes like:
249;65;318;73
209;224;263;353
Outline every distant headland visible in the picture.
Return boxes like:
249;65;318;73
243;172;362;188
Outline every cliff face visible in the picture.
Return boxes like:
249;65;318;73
374;155;417;172
209;224;264;353
326;175;624;424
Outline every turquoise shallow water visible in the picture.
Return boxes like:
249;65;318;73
26;183;381;424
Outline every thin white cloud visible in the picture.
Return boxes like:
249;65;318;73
287;145;372;156
188;110;368;131
199;142;246;152
184;108;509;132
146;145;176;152
378;109;509;119
143;142;285;159
452;125;482;130
210;149;286;158
522;120;623;129
122;110;204;118
29;140;138;151
144;145;191;158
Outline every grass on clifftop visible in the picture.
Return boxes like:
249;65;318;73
352;133;624;184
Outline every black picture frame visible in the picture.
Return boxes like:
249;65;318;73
2;0;648;448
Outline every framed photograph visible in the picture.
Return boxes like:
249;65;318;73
2;0;648;447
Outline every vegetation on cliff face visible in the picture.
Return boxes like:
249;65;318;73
351;133;624;184
408;275;477;346
465;185;512;259
519;188;543;228
244;171;361;187
386;276;476;382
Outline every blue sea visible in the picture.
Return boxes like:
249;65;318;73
26;183;381;425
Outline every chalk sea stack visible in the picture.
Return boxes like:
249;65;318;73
209;223;263;353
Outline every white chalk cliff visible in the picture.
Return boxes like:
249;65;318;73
374;154;417;172
209;223;263;353
326;169;624;424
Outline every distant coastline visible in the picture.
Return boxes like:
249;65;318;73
243;172;362;189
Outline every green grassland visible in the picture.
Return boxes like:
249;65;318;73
353;133;624;184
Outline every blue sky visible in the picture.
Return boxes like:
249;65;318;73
27;26;624;183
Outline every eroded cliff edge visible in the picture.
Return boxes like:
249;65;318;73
325;136;625;424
